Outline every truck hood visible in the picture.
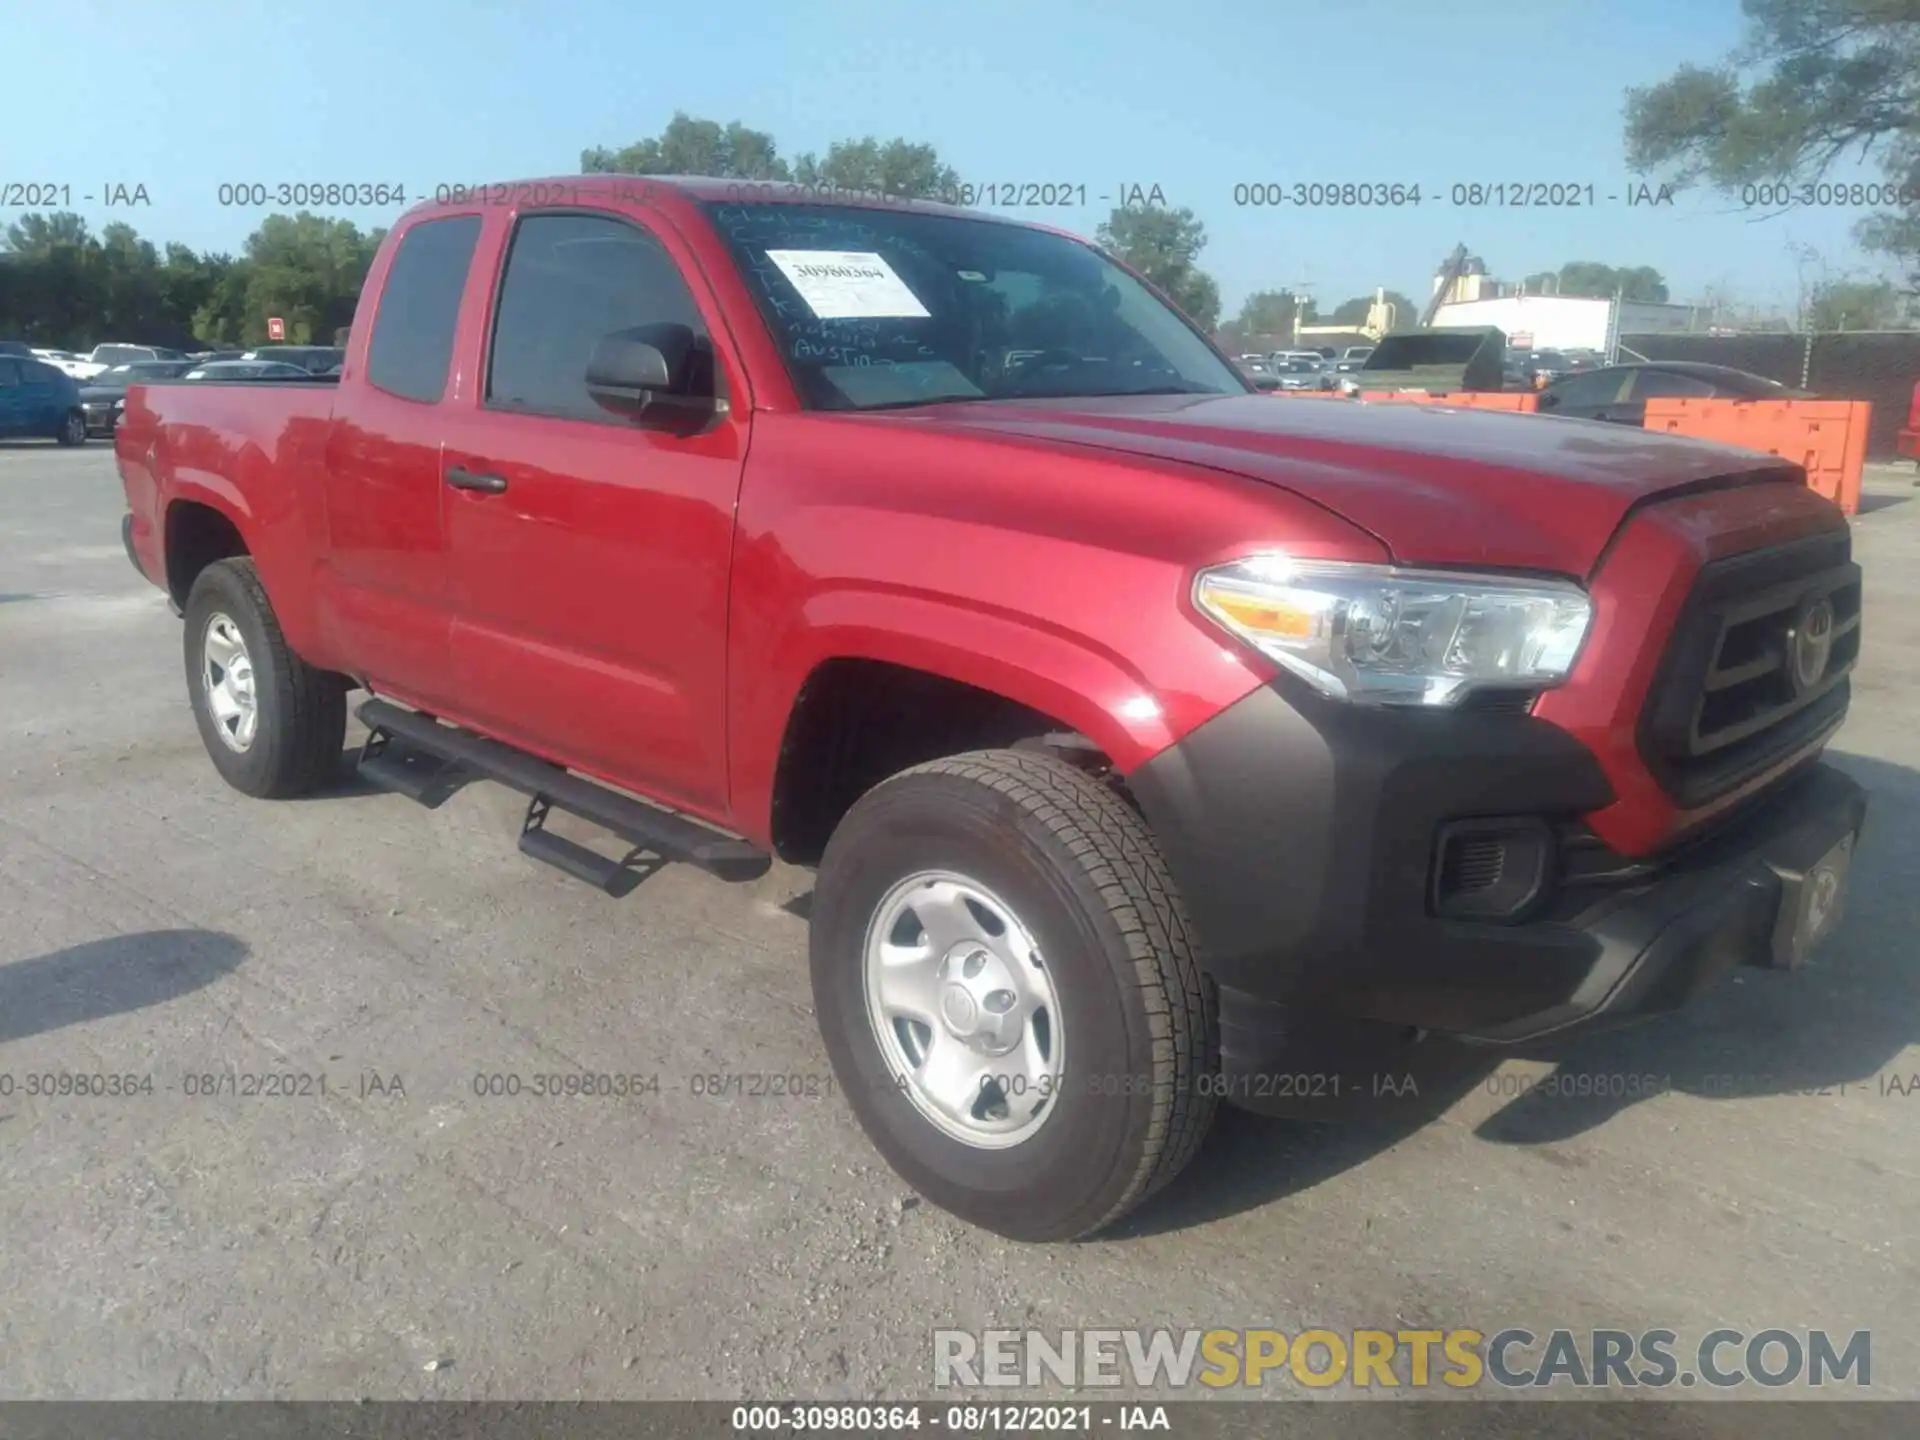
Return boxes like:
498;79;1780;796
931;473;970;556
902;392;1801;575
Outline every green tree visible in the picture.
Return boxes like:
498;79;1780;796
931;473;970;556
1328;290;1418;325
581;112;790;179
1807;277;1902;329
239;213;383;346
1095;205;1220;330
1624;0;1920;274
790;137;960;199
1555;261;1670;302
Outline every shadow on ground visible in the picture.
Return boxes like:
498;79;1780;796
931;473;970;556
0;929;247;1047
1116;749;1916;1236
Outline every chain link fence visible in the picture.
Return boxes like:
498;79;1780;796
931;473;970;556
1620;331;1919;459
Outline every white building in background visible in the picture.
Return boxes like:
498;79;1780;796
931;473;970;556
1429;294;1705;351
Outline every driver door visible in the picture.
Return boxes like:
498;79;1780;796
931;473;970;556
439;207;750;817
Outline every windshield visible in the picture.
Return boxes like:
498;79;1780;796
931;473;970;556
91;346;150;364
701;202;1247;410
1284;359;1320;372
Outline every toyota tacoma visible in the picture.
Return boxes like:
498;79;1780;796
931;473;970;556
115;177;1867;1242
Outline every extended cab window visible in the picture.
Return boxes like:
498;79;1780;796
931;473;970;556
485;213;710;421
701;202;1245;410
366;214;482;403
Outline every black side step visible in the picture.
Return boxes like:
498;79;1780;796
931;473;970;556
357;728;470;809
518;797;665;897
356;699;771;885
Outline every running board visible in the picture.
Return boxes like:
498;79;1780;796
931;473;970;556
355;699;772;886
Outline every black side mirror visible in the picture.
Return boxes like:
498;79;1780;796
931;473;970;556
585;322;714;426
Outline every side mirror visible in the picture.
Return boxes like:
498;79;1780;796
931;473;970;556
584;322;714;426
1535;390;1558;410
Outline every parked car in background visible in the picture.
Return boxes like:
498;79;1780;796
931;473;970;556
181;360;320;381
1271;356;1335;390
30;348;91;378
1535;361;1803;426
1333;345;1375;373
240;345;346;374
1524;350;1577;384
71;343;189;379
0;354;88;444
76;360;198;435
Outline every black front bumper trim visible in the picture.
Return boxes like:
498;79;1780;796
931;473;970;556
1127;675;1867;1048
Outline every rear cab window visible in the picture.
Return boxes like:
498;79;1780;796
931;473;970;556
366;215;484;403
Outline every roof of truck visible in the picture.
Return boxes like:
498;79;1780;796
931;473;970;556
406;174;1047;232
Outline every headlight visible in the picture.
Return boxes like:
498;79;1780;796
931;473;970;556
1192;554;1593;706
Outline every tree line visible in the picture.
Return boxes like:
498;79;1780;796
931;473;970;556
8;3;1920;356
0;211;382;350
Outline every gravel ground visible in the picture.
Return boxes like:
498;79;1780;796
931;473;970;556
1;442;1915;1424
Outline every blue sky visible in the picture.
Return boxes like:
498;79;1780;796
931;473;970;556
10;0;1900;316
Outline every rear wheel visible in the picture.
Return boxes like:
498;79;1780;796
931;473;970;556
183;558;347;798
810;749;1217;1241
56;409;87;446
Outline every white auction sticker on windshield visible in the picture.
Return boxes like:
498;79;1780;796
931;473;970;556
765;249;931;319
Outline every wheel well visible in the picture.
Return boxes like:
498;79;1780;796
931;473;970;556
769;659;1111;865
165;502;249;608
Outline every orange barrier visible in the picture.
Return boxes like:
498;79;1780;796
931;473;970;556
1356;390;1540;412
1641;398;1869;516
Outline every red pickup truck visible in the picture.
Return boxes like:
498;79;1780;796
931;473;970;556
116;177;1867;1242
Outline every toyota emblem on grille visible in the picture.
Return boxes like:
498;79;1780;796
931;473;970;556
1787;595;1836;695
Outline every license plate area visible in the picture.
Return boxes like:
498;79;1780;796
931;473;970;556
1766;831;1855;970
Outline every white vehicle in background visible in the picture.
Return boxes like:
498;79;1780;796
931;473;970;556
69;343;188;380
30;348;92;378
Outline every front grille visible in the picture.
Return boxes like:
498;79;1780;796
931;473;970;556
1639;527;1860;808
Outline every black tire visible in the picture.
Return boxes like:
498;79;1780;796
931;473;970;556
811;748;1217;1242
56;409;87;446
182;557;346;798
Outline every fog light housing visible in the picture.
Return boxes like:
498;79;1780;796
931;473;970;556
1431;817;1554;921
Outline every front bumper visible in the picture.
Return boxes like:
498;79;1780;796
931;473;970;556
1127;675;1867;1065
82;403;119;434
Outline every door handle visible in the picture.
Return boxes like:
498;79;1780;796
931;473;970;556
446;465;508;494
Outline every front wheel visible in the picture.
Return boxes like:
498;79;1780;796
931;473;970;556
56;409;87;446
810;749;1217;1241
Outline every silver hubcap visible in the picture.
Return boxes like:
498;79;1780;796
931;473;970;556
862;871;1063;1149
65;413;84;441
201;613;259;752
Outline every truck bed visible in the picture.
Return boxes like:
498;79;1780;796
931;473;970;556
115;379;340;599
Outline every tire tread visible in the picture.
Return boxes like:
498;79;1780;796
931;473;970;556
187;557;345;798
884;748;1218;1236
